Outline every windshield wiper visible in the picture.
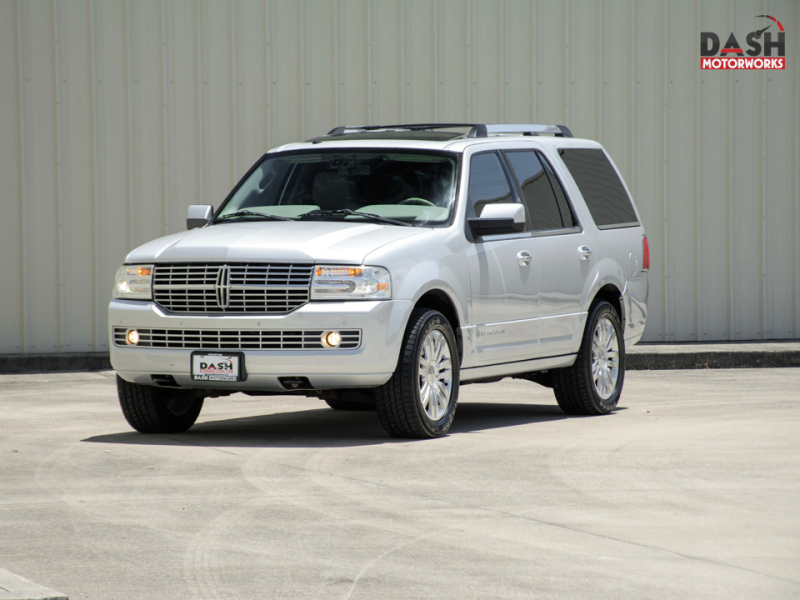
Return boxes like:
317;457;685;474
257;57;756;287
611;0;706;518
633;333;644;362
216;209;294;222
298;208;412;227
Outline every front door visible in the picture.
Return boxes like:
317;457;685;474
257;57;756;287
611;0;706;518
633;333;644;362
465;151;540;366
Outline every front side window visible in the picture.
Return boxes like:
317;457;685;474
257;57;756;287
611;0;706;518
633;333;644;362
467;152;515;220
216;150;458;226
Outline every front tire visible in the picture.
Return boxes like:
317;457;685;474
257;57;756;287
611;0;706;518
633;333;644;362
552;301;625;415
117;376;204;433
376;308;459;438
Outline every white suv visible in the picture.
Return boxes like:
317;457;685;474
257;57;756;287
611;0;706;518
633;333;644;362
109;123;649;438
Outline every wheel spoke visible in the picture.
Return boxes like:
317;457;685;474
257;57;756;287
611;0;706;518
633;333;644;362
590;316;621;400
420;381;431;410
430;387;442;419
605;322;615;351
414;325;454;422
425;336;435;362
432;333;444;363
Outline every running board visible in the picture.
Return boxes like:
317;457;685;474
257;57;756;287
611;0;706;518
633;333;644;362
460;354;576;383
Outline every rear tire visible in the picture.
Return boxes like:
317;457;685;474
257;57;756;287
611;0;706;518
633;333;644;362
376;308;459;438
117;375;204;433
552;301;625;415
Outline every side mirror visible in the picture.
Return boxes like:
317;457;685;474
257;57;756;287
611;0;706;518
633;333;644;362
187;205;214;230
468;203;526;237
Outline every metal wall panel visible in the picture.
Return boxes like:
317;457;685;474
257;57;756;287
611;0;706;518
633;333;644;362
436;0;469;120
632;1;666;341
698;1;731;342
20;0;61;353
1;0;798;355
0;0;24;353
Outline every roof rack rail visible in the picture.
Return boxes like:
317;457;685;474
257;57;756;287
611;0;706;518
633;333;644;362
320;122;573;139
483;124;573;138
326;123;487;138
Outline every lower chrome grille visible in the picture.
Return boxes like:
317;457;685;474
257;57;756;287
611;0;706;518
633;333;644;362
113;327;361;350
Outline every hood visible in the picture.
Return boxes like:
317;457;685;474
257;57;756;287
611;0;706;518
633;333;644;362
125;221;429;264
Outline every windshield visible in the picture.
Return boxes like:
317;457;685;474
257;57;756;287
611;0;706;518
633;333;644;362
216;150;458;226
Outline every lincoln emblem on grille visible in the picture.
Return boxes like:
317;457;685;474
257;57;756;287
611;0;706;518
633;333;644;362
215;265;231;309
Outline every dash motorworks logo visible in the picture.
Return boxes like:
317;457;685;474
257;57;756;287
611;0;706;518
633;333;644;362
701;15;786;70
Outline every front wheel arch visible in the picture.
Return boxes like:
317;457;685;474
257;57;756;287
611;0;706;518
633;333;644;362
414;289;463;366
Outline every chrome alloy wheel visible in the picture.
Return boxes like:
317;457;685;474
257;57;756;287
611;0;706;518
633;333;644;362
418;329;453;421
591;316;620;400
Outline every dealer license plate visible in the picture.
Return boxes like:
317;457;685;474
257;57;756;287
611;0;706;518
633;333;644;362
191;352;243;382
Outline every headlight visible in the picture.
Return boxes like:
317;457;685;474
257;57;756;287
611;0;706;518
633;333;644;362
311;265;391;300
113;265;154;300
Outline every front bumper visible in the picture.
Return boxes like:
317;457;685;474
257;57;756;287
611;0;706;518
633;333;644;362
109;299;412;391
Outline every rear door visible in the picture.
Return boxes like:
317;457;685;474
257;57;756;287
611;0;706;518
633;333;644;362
503;148;595;358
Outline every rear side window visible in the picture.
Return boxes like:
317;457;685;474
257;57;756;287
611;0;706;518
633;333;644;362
541;157;575;228
504;151;563;230
559;148;638;228
467;152;515;219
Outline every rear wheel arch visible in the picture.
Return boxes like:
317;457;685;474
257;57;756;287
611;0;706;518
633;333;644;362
590;283;625;330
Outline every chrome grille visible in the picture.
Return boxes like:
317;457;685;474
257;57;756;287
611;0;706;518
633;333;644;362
113;328;361;350
152;263;314;314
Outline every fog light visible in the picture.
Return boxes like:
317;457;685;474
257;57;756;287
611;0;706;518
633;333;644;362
125;329;140;346
321;331;342;348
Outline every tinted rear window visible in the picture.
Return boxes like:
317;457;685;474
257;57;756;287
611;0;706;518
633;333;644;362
559;149;638;228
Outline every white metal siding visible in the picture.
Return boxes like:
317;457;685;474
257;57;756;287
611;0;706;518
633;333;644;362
0;0;797;354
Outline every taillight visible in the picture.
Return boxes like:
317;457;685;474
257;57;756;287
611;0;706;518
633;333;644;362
642;235;650;270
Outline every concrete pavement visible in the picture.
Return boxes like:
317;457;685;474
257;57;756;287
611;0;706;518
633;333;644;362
1;369;799;599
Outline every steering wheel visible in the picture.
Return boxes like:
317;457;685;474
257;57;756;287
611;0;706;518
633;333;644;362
399;197;436;206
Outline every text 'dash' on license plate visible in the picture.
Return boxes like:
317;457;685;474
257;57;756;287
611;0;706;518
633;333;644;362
191;352;243;382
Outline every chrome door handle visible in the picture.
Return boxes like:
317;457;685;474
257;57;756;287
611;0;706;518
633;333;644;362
578;245;593;261
517;251;532;267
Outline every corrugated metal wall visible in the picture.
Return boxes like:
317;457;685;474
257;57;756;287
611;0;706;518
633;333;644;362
1;0;798;355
